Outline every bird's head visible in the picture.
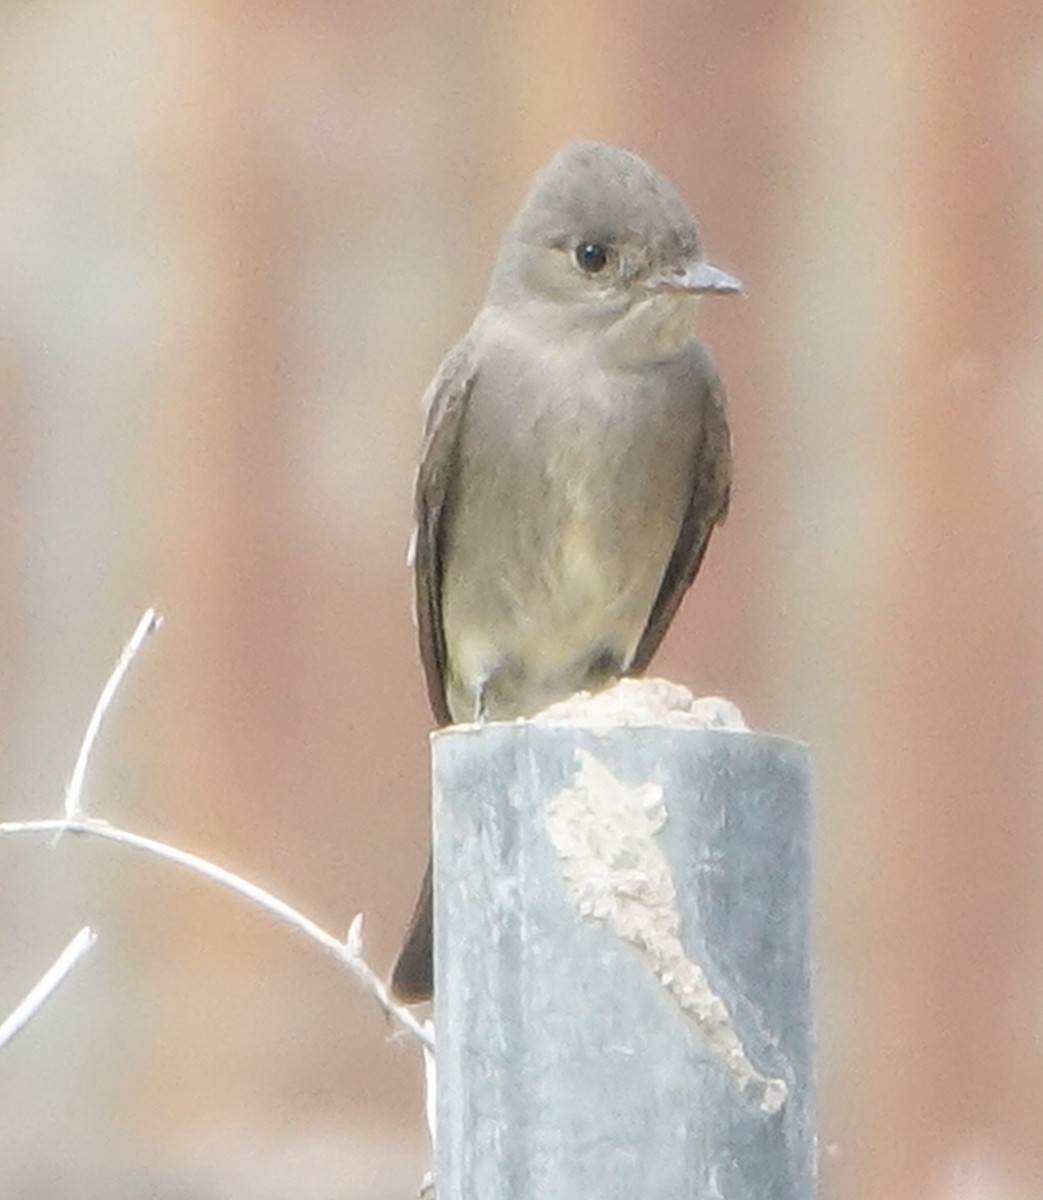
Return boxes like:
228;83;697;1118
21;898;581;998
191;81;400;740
487;141;742;362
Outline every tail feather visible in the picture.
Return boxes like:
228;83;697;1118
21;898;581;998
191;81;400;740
390;857;433;1002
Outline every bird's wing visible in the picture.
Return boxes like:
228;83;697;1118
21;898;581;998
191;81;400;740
391;343;477;1002
628;367;732;675
412;338;478;726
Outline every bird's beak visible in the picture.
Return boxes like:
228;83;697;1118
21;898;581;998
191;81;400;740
648;261;745;296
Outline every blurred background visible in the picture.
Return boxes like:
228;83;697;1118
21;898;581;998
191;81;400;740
0;2;1041;1197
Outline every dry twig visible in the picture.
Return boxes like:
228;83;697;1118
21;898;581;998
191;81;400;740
0;608;431;1051
0;926;97;1052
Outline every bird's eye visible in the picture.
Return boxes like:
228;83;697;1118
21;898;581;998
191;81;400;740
574;241;611;274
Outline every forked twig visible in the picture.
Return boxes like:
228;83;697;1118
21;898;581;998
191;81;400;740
1;608;431;1051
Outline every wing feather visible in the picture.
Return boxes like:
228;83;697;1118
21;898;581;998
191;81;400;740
628;371;731;674
412;340;478;726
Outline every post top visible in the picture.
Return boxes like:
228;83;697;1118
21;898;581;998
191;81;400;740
431;678;807;751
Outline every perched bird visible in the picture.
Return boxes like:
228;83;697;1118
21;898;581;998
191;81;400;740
391;141;740;1002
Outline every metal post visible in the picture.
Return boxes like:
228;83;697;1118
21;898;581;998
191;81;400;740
433;700;814;1200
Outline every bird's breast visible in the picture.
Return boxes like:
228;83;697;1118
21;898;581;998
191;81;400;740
439;325;701;720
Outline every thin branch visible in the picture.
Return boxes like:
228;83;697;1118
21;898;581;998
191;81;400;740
0;926;97;1052
0;817;432;1049
65;608;162;822
5;607;429;1053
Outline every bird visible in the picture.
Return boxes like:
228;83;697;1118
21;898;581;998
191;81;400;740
390;140;740;1002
